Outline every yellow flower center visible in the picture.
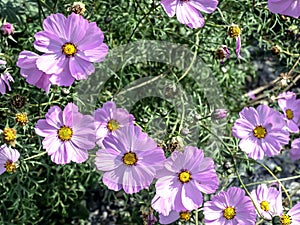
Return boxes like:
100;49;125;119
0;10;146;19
260;200;270;211
3;128;17;142
5;160;16;172
62;43;77;57
285;109;294;120
253;125;267;139
15;113;28;126
228;25;241;38
180;211;190;221
178;170;191;183
123;152;137;166
57;126;73;141
280;214;291;225
107;119;120;132
223;206;236;220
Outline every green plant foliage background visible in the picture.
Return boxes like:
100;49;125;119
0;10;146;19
0;0;299;224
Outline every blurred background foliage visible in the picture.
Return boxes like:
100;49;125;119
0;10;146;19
0;0;299;224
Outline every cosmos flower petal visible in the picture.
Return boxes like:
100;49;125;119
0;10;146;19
66;13;89;43
62;102;79;127
176;3;205;28
49;66;75;86
268;0;300;18
42;13;68;39
161;0;177;17
102;166;124;191
159;210;180;224
182;181;203;210
36;53;66;75
76;22;105;50
50;143;72;164
77;43;109;63
189;0;219;14
290;138;300;161
34;31;63;53
69;57;95;80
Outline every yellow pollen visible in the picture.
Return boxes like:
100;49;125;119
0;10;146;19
62;43;77;56
260;201;270;211
123;152;137;166
178;170;191;183
280;214;292;225
4;160;16;172
57;126;73;141
107;119;120;132
223;206;236;220
228;25;241;38
285;109;294;120
180;211;190;221
15;113;28;126
253;125;267;139
3;128;17;143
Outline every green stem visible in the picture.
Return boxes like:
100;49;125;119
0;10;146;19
245;175;300;187
23;151;47;161
195;209;198;225
177;30;200;82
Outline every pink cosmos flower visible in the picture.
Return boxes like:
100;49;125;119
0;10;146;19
34;13;108;86
95;125;165;194
17;51;52;93
232;105;290;160
203;187;256;225
0;59;14;95
151;146;218;216
268;0;300;19
290;138;300;161
279;202;300;225
1;22;15;35
0;144;20;175
277;91;300;133
94;101;135;147
250;184;283;220
161;0;219;28
35;103;96;164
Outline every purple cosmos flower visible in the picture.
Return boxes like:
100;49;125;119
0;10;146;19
0;59;14;95
268;0;300;19
203;187;256;225
232;105;290;160
94;101;135;147
290;138;300;161
161;0;218;28
95;125;165;194
0;144;20;175
1;22;15;35
279;202;300;225
35;102;96;164
228;24;242;59
277;91;300;133
159;210;191;224
33;13;108;86
17;51;52;93
151;146;218;216
251;184;283;220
